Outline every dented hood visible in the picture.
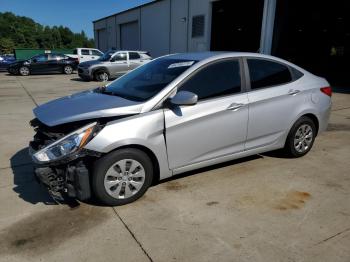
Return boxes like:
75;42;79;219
33;90;143;126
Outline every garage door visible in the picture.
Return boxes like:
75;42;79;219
97;29;107;52
120;21;140;50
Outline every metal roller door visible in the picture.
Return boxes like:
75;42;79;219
120;21;140;50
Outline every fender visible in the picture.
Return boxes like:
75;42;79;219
84;110;172;180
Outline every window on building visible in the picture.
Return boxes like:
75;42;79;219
192;15;205;38
247;59;292;89
179;59;241;100
129;52;141;60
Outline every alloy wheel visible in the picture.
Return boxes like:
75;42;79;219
19;67;29;76
104;159;146;199
99;72;109;82
294;124;313;153
64;66;73;74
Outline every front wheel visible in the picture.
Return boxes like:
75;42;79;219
95;71;109;82
283;116;316;157
19;66;30;76
63;65;73;74
92;148;153;206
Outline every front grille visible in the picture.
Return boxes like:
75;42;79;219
78;68;83;74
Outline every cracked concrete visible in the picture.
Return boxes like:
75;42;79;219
0;73;349;261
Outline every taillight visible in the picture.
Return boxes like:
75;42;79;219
320;86;332;97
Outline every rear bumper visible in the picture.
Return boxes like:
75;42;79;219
318;100;332;134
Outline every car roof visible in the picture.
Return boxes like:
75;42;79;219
164;51;307;73
166;51;283;61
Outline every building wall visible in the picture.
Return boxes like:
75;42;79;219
140;0;171;57
93;0;275;56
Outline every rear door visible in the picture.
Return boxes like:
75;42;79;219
128;52;143;70
164;58;249;170
47;54;62;72
245;58;305;150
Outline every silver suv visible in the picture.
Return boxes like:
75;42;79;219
30;52;331;206
78;50;152;81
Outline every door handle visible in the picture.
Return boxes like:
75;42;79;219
227;103;245;111
288;89;301;96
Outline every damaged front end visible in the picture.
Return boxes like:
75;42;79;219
29;118;102;202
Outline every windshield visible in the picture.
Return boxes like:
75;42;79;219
99;50;116;61
104;58;197;102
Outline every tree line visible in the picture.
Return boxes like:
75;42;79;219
0;12;95;54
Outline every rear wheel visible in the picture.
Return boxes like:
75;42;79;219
283;116;316;157
92;148;153;206
95;71;109;82
19;66;30;76
63;65;73;74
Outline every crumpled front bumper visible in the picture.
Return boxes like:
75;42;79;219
29;144;92;201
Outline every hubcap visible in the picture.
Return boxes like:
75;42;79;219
65;66;72;74
99;73;108;82
294;124;313;153
20;67;29;75
104;159;145;199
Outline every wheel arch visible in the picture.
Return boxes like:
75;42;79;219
92;66;110;76
301;113;319;136
106;144;161;186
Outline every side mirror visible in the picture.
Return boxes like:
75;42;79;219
170;91;198;106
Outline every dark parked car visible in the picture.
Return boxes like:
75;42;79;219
8;53;79;76
0;54;16;71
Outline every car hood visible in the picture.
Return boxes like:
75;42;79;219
33;90;143;126
79;60;103;68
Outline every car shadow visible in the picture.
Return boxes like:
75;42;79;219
10;147;57;205
70;77;89;82
158;154;263;185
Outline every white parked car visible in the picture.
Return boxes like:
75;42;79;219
67;48;104;63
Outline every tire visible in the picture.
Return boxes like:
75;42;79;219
63;65;73;75
95;70;109;82
19;66;30;76
283;116;316;158
92;148;153;206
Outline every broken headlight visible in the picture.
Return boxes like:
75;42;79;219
32;122;97;163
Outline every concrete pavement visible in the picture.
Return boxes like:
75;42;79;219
0;73;349;261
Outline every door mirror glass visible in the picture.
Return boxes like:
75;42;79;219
170;91;198;106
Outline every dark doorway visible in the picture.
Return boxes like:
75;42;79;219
272;0;350;86
210;0;264;52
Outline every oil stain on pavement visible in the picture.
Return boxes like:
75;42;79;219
0;204;110;256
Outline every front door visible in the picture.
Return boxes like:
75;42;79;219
164;59;249;170
109;52;129;77
30;54;49;73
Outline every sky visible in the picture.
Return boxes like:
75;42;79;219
0;0;154;38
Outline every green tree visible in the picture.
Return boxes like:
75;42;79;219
0;37;15;53
0;12;95;53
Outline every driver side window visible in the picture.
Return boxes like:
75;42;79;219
178;59;241;100
34;55;48;62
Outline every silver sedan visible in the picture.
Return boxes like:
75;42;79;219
30;52;331;206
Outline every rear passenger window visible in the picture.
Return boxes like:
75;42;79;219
129;52;141;60
81;49;90;55
247;59;292;90
179;59;241;100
